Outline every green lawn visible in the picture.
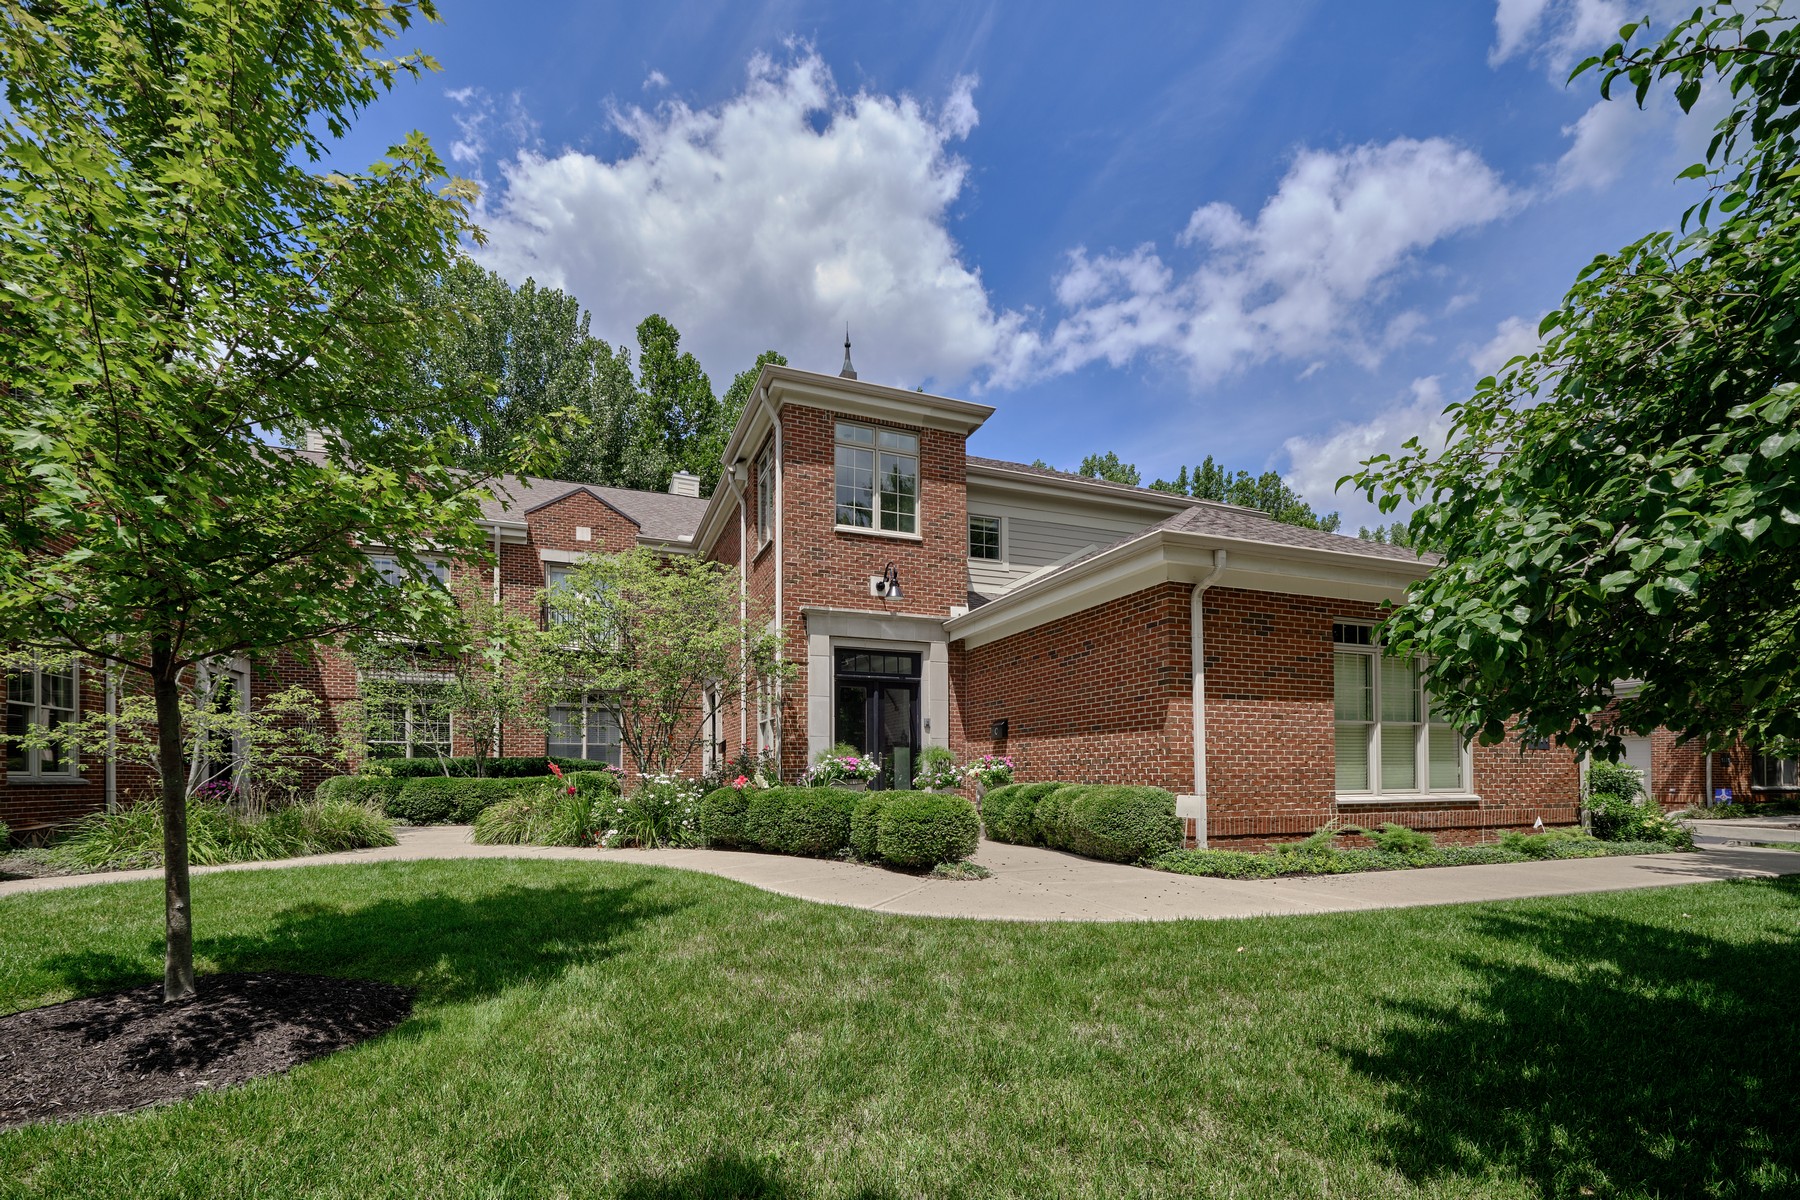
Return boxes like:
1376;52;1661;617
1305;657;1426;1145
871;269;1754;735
2;862;1797;1199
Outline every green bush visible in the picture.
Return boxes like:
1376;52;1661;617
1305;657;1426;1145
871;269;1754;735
471;784;595;847
314;775;404;808
368;755;601;779
569;770;621;799
0;817;11;848
1500;829;1608;859
47;797;395;871
872;791;980;868
745;786;856;857
1032;785;1081;849
1049;785;1183;863
1151;829;1681;879
980;782;1061;845
389;776;548;824
607;776;701;848
1353;822;1435;855
699;786;755;848
850;792;888;861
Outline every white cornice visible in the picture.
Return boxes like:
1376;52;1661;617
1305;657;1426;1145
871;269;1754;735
946;528;1432;649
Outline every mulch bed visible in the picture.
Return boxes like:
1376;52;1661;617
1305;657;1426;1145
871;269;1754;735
0;972;413;1130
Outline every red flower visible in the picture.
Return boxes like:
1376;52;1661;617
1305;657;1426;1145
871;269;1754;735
548;762;565;779
732;775;749;789
567;785;577;795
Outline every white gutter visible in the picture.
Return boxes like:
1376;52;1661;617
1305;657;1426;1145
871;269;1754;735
769;384;785;764
1186;550;1227;848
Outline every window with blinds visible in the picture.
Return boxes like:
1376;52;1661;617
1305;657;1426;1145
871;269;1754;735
1332;625;1468;798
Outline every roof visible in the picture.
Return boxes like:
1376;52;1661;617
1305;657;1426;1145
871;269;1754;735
479;474;709;543
966;455;1207;509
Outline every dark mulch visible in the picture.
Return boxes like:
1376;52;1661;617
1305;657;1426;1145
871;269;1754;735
0;972;413;1130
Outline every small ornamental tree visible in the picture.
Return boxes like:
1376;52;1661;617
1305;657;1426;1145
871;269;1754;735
0;1;526;1001
1349;4;1800;759
545;549;790;776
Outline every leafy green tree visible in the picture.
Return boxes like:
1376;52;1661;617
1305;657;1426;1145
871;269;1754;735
1078;451;1142;487
619;315;717;493
695;350;787;483
417;259;637;485
1357;523;1418;549
545;549;789;776
1152;455;1342;531
1349;4;1800;756
0;0;502;1001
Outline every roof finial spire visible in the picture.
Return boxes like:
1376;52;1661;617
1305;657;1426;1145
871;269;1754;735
839;323;858;380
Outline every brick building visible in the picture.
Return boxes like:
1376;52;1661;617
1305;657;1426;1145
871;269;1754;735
5;360;1784;845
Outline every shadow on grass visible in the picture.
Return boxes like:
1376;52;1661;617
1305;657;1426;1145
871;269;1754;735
612;1153;894;1200
42;874;687;1008
1342;876;1800;1197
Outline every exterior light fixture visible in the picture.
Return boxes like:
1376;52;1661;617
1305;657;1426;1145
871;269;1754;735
870;562;902;601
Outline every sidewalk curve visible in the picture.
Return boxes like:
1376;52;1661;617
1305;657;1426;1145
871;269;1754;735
4;825;1797;921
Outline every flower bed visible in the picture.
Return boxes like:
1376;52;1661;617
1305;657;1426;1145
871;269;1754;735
1154;829;1686;880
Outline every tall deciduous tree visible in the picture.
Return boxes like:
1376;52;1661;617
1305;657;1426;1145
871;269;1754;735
1349;3;1800;757
1148;455;1342;531
1078;451;1142;487
0;1;507;1001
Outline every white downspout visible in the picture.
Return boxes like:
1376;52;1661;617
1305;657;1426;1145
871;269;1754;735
104;659;118;813
1189;549;1227;848
1704;750;1714;808
492;523;503;759
760;386;786;774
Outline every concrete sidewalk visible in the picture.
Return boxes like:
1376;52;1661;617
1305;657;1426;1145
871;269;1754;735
4;825;1797;921
1683;812;1800;848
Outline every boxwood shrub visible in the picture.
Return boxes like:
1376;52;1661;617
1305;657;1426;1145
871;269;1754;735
368;755;600;779
850;792;888;861
980;782;1064;845
569;770;621;799
744;786;856;857
388;776;552;824
314;775;404;808
699;786;755;848
1052;785;1183;863
872;790;979;869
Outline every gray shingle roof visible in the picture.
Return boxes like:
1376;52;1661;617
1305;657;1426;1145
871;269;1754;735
480;474;710;543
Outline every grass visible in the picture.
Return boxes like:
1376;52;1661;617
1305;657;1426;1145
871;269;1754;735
1;862;1797;1198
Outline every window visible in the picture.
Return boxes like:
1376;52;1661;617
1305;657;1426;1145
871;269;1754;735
1754;755;1799;790
5;661;78;780
1333;624;1467;797
755;443;774;547
544;564;606;628
969;514;1002;561
547;694;622;767
367;687;451;760
370;553;449;589
756;674;780;755
834;422;918;533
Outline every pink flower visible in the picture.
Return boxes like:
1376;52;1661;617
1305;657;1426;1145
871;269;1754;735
732;775;749;789
548;762;565;779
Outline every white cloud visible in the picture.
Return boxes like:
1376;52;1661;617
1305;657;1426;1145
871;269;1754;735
1468;313;1543;377
471;50;1030;390
643;69;669;91
447;88;539;174
1281;376;1455;528
1013;139;1521;387
1490;0;1631;69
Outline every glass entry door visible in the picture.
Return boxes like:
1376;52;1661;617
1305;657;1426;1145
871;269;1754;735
833;649;921;789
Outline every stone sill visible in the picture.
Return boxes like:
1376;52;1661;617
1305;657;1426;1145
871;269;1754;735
1336;794;1482;808
834;525;923;543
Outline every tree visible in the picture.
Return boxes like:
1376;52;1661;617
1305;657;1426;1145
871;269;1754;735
1357;523;1418;549
1078;451;1142;487
696;350;787;484
416;259;638;485
1151;455;1342;531
545;549;787;775
1348;4;1800;758
0;1;504;1001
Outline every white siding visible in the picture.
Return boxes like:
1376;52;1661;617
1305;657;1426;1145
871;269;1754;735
964;483;1172;598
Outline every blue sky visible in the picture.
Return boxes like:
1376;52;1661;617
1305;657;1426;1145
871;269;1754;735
335;0;1719;525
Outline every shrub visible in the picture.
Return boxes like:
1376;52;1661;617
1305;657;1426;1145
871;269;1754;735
745;786;856;856
850;792;888;861
1032;785;1082;849
1499;829;1608;858
389;776;546;824
1049;785;1183;863
699;786;755;848
980;782;1061;845
1353;822;1435;855
315;775;404;809
47;797;394;870
367;755;600;779
569;770;621;800
471;783;594;847
261;800;397;853
0;818;8;848
872;791;980;869
606;774;701;848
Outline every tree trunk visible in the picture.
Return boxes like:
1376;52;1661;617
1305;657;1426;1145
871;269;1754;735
153;645;197;1003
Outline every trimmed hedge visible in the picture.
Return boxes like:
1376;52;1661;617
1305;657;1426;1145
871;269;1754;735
870;790;979;869
745;786;857;857
386;775;553;825
569;770;621;799
850;792;888;861
367;755;602;779
979;782;1063;845
314;776;404;808
699;786;754;848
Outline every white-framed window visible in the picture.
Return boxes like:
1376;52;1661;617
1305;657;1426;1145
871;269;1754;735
1333;622;1468;797
755;443;774;548
548;694;622;768
367;687;452;760
756;674;779;756
1754;755;1799;790
5;660;78;780
544;563;607;629
834;421;918;533
196;661;250;786
370;553;449;589
968;514;1002;561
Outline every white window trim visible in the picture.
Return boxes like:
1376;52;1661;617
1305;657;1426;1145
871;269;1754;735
547;692;623;768
368;550;450;590
367;687;453;760
1333;629;1476;804
5;659;81;783
755;443;775;551
968;513;1006;564
833;420;920;536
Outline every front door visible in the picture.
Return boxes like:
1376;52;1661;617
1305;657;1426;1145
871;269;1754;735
833;649;921;789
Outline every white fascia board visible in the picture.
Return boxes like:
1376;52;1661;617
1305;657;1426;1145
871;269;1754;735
767;373;994;435
475;518;530;545
964;462;1198;519
638;537;696;556
946;530;1433;649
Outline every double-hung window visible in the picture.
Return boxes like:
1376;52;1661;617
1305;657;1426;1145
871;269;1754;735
367;686;451;760
968;514;1002;561
1333;623;1467;797
547;694;622;767
370;553;449;589
5;662;78;780
1754;755;1799;790
834;422;918;533
755;444;774;548
544;563;608;630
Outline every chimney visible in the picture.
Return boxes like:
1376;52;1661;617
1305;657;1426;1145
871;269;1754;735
668;471;702;498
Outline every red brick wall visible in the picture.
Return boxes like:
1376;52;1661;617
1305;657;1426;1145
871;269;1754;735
955;583;1194;794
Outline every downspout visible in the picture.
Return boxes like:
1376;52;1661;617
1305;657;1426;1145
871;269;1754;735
1189;549;1227;848
492;523;503;760
760;385;786;773
104;659;118;814
1705;750;1714;808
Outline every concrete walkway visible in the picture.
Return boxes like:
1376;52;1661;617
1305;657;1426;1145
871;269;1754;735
6;826;1798;921
1683;812;1800;848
